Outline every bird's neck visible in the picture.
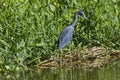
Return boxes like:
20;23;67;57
71;13;78;27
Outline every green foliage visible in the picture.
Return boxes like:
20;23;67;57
0;0;119;69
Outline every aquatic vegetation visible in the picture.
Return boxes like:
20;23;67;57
0;0;120;70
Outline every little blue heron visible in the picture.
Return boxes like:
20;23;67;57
58;10;88;50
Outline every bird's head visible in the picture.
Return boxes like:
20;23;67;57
77;11;88;20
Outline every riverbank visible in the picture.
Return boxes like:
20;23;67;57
37;46;120;68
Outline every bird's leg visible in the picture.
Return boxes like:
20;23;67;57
68;43;72;63
58;49;63;66
60;49;63;65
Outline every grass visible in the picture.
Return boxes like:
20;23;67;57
0;0;120;71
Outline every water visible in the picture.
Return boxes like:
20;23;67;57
1;64;120;80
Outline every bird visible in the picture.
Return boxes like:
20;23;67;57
58;10;88;50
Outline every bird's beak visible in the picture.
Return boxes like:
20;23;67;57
83;15;89;20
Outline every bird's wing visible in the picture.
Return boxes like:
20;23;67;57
58;27;73;49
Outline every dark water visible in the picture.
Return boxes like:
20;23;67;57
1;63;120;80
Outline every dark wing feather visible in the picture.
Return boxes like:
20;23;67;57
58;27;73;49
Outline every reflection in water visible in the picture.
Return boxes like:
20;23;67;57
0;64;120;80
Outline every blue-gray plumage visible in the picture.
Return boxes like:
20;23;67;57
58;10;88;50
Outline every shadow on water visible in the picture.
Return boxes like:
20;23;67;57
0;62;120;80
